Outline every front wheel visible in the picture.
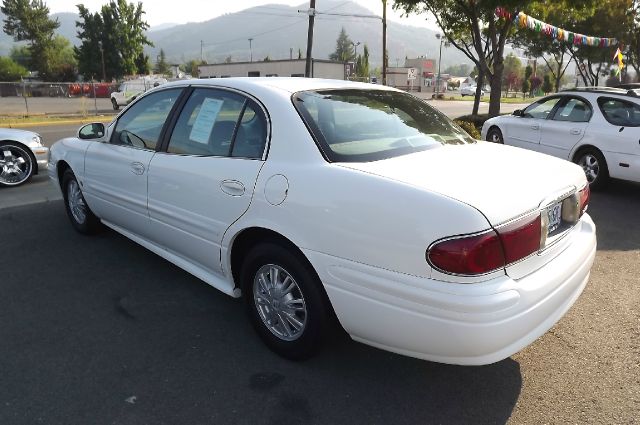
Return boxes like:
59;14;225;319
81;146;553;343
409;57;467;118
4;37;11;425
241;242;331;360
0;142;35;187
574;148;609;190
486;127;504;144
111;98;119;110
62;170;100;234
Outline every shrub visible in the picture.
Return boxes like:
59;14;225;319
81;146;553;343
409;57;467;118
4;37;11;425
453;118;481;139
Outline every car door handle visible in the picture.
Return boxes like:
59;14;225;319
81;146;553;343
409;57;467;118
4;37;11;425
220;179;245;196
130;162;145;175
531;124;540;130
570;128;582;135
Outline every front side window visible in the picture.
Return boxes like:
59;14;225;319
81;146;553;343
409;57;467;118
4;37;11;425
598;97;640;127
523;97;561;119
293;89;474;162
167;88;267;159
552;97;592;122
111;88;182;150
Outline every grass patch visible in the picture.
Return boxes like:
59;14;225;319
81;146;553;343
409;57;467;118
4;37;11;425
0;114;115;128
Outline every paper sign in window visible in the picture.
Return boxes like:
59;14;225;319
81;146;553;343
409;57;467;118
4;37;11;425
189;98;223;144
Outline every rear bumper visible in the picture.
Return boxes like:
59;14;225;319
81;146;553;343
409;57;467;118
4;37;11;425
304;214;596;365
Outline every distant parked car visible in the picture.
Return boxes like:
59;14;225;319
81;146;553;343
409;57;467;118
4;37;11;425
461;85;484;97
0;128;48;187
49;78;595;365
482;87;640;189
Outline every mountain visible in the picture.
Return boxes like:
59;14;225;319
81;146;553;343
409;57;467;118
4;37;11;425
0;1;472;70
145;1;471;68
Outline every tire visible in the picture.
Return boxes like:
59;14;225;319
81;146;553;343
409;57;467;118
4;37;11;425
62;169;100;234
574;148;609;190
486;126;504;144
0;141;35;187
241;242;330;360
111;98;119;110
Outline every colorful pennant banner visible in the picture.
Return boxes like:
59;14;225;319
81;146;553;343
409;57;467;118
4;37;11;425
495;7;618;48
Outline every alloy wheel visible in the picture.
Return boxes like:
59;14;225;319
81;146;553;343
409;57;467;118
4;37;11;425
0;145;32;186
67;180;87;224
253;264;307;342
578;153;599;183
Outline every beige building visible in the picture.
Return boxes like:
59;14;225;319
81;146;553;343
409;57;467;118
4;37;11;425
386;57;451;93
198;59;346;80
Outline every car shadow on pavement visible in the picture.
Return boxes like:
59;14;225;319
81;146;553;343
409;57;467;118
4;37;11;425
0;201;521;425
588;179;640;251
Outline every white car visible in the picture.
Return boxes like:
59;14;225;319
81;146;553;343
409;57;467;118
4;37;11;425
0;128;49;187
110;77;167;110
482;88;640;189
461;85;484;97
49;78;596;365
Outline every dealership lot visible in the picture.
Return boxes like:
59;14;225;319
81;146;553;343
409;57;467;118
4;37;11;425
0;119;638;424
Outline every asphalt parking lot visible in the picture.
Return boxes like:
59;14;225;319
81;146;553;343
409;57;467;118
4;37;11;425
1;182;638;424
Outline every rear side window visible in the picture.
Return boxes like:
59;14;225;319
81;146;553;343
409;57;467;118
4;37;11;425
293;89;474;162
552;97;592;122
598;97;640;127
167;88;267;159
523;97;561;119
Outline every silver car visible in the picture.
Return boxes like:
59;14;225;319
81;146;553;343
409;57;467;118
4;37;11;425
0;128;49;187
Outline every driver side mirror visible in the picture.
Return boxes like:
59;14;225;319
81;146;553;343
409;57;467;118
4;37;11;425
78;122;105;140
512;109;524;117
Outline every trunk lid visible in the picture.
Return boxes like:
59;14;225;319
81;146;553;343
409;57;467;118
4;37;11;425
337;141;586;226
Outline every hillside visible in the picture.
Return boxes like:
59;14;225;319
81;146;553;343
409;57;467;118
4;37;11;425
0;1;472;70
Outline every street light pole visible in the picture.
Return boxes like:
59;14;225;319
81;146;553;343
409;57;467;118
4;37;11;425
382;0;387;85
248;38;253;62
435;33;444;97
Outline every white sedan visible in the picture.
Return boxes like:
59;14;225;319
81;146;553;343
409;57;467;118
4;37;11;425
481;88;640;189
461;85;484;97
49;78;596;365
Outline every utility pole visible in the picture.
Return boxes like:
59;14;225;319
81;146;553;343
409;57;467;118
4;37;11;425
382;0;387;85
290;47;293;60
305;0;316;77
248;38;253;62
436;34;443;97
200;40;204;62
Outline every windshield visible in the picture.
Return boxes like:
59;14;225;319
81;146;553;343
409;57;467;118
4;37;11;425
293;89;475;162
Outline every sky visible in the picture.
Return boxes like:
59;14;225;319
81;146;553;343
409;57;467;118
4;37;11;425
46;0;439;30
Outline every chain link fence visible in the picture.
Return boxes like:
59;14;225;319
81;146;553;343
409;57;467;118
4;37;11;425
0;81;120;117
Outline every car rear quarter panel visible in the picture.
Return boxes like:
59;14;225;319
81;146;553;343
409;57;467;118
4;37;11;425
222;97;493;280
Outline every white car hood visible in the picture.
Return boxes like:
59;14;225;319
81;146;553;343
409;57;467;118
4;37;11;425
337;141;586;225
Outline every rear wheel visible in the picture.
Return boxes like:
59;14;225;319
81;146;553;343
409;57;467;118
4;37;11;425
486;127;504;144
62;169;100;234
111;98;119;110
574;148;608;190
0;141;34;187
241;242;330;360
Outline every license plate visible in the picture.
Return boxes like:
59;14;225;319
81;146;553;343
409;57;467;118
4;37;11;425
548;203;562;234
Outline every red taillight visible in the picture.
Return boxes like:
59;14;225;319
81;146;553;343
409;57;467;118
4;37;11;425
427;215;542;276
498;216;541;264
578;184;590;216
427;231;505;275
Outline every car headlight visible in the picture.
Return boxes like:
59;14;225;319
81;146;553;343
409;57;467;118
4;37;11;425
31;135;43;146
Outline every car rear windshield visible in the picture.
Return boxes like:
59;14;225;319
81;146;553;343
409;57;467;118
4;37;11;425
293;89;475;162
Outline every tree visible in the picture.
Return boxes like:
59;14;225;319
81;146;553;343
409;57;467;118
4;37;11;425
0;55;28;81
502;53;523;95
511;2;597;93
522;65;533;97
356;44;370;78
155;48;170;75
182;59;202;77
329;27;355;62
75;0;153;80
394;0;528;118
297;48;302;59
224;55;232;63
263;55;271;62
9;45;30;68
1;0;60;79
542;74;553;94
444;63;471;76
